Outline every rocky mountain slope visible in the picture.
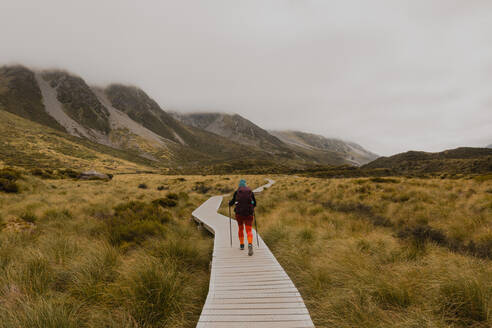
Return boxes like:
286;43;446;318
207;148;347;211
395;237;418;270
270;130;378;165
0;64;378;170
0;66;65;131
0;65;269;166
171;112;286;151
172;112;376;165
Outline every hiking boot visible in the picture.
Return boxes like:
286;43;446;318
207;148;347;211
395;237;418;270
240;244;244;250
248;243;253;256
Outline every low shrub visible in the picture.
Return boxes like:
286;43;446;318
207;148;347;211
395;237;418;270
370;177;400;183
31;168;55;179
398;224;447;247
0;178;19;193
192;182;211;194
157;185;169;191
20;211;38;223
138;183;148;189
166;193;179;200
106;201;171;247
57;168;80;179
152;198;177;208
0;168;22;181
0;168;21;193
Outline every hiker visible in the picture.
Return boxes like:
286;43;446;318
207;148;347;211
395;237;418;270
229;179;257;256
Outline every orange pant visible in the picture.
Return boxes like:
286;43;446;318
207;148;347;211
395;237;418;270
236;214;253;245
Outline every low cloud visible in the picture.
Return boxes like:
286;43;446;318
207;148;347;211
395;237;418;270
1;0;491;155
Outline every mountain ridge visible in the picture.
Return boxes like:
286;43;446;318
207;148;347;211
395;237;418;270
362;147;492;175
172;112;376;165
1;64;378;169
269;130;378;166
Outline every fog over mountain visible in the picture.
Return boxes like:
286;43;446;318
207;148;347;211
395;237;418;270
1;0;491;155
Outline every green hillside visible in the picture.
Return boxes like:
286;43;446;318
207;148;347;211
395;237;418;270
0;109;154;172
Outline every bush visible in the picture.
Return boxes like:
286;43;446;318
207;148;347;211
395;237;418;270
192;182;211;194
370;177;400;183
106;201;171;247
138;183;148;189
0;168;21;193
0;168;22;181
152;198;177;208
157;185;169;191
398;224;447;247
20;211;38;223
57;168;80;179
31;168;55;179
166;193;179;200
0;178;19;193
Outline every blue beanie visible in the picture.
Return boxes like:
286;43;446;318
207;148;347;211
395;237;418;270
239;179;247;187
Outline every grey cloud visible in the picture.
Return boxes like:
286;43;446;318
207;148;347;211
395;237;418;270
1;0;491;155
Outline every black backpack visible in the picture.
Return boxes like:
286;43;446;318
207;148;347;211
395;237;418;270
235;186;254;216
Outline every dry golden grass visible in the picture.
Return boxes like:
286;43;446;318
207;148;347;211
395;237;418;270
249;176;492;328
0;173;265;328
1;173;491;328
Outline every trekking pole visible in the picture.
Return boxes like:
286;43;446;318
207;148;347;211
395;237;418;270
228;206;232;247
254;213;260;248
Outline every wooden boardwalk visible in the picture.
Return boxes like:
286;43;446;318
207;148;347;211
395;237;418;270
192;180;314;328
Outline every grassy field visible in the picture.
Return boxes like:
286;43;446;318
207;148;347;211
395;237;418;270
0;172;264;328
1;172;491;327
250;176;492;328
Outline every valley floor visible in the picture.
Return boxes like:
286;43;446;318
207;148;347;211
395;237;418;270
0;173;491;327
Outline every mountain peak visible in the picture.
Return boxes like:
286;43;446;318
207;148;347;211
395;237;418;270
269;130;378;166
41;69;111;134
1;64;380;170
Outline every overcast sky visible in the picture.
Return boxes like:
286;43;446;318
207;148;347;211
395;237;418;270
1;0;491;155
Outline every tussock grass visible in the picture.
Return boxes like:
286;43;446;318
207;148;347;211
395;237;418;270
250;176;492;327
0;173;265;327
